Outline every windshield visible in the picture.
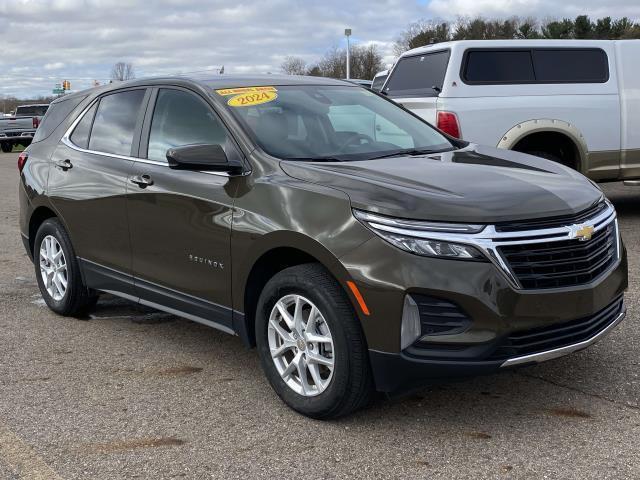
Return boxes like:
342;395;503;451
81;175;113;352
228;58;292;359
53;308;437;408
216;85;453;161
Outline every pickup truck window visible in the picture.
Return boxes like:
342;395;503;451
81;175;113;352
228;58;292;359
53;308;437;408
16;105;49;116
384;51;450;97
88;90;145;156
222;85;452;161
462;48;609;84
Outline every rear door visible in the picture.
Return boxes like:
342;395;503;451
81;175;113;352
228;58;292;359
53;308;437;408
127;86;241;330
48;88;149;296
383;50;450;125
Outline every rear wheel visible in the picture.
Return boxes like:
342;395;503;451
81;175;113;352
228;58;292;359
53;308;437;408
34;218;99;316
256;263;373;419
0;143;11;153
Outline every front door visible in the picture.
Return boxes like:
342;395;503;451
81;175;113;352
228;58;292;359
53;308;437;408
127;87;240;330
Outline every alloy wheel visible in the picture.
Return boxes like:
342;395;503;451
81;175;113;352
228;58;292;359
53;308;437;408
39;235;68;301
267;294;335;396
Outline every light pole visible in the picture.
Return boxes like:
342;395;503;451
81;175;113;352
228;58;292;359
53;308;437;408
345;28;352;79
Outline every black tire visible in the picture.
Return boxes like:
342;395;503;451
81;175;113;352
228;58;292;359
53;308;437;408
0;143;11;153
34;218;99;317
255;263;373;419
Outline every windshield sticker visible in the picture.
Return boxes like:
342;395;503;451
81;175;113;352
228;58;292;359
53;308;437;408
216;86;277;96
227;90;278;107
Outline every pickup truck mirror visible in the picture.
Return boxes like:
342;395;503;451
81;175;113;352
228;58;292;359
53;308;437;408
166;144;243;174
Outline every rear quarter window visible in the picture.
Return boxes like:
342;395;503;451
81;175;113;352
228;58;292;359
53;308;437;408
32;96;86;143
462;48;609;84
384;50;450;97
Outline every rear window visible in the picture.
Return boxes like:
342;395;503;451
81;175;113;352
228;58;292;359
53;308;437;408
384;50;450;97
16;105;49;116
88;89;146;156
462;48;609;84
32;96;86;143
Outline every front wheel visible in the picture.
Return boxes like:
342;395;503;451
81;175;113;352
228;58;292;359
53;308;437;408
0;142;11;153
256;263;373;419
34;218;99;316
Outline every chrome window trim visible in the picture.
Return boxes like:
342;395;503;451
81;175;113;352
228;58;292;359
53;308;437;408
355;201;620;290
61;99;245;178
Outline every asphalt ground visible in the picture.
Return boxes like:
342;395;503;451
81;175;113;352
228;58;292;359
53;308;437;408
0;151;638;479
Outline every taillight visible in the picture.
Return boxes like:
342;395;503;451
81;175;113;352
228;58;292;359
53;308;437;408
18;152;28;173
436;111;461;139
33;117;40;129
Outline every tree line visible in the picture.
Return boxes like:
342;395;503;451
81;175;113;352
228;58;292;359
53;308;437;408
282;15;640;80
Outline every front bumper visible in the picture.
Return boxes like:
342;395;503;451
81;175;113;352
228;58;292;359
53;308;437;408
369;300;625;392
339;233;628;393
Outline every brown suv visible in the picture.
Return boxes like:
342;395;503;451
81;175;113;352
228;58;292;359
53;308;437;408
19;75;627;418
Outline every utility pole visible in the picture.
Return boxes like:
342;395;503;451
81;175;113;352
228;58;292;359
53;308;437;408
345;28;352;79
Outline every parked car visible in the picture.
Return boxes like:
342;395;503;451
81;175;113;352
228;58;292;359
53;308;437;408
0;104;49;152
382;40;640;182
19;75;627;418
371;69;388;91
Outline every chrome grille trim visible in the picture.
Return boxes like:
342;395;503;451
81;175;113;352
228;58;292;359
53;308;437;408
358;201;619;290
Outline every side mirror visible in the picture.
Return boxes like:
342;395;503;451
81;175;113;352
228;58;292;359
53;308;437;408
166;144;243;174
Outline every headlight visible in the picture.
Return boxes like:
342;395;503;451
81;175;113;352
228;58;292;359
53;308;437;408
353;209;487;261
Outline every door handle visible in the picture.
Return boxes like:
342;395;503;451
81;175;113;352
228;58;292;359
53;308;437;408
129;174;154;188
55;159;73;171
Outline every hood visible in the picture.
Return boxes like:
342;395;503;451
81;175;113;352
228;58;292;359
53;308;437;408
280;144;603;223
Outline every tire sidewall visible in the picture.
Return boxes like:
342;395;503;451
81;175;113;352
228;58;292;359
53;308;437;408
34;219;79;314
256;271;354;417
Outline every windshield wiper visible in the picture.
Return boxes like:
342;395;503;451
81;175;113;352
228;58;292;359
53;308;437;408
368;148;450;160
284;156;346;163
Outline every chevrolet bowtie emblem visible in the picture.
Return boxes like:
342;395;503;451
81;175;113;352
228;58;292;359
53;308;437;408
569;224;595;242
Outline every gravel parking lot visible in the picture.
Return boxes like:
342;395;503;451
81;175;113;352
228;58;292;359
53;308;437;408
0;151;638;479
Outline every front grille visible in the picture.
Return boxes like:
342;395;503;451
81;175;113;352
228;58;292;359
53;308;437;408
499;222;617;289
495;202;607;232
488;296;624;361
412;294;472;336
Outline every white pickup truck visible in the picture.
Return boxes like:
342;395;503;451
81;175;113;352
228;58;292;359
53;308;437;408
382;40;640;182
0;104;49;152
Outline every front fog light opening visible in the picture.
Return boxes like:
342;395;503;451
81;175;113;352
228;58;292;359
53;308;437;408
401;295;421;350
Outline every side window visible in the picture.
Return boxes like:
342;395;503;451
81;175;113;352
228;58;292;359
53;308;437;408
384;51;450;97
532;49;608;83
147;89;229;163
70;103;97;149
89;90;146;156
33;95;86;143
463;50;534;83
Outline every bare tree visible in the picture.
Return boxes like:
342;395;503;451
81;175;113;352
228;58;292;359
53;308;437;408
111;62;135;82
316;44;384;79
281;56;307;75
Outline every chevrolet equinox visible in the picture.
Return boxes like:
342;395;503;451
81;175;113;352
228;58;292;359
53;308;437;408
19;75;628;419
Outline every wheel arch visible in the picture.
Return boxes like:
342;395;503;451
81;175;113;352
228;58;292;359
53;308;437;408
235;232;357;348
28;205;59;256
497;119;588;173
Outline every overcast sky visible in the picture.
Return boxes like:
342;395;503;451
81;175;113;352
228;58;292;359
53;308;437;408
1;0;639;98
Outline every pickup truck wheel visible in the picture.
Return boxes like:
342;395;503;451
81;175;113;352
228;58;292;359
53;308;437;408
34;218;99;317
0;143;11;153
255;263;373;419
